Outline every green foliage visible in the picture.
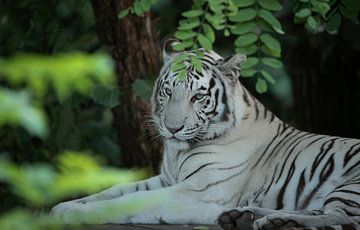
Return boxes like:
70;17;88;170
0;53;115;100
124;0;359;94
0;0;97;55
0;52;144;229
0;89;47;138
0;152;146;229
168;0;284;92
0;152;145;206
292;0;360;33
118;0;159;18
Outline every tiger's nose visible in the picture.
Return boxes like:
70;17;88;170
165;124;184;134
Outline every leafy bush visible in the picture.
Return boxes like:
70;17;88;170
120;0;360;93
0;53;145;229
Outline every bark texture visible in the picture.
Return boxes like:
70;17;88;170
91;0;162;171
284;23;360;139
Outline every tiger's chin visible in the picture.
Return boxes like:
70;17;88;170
164;137;190;150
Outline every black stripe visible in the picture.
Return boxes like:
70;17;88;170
276;154;297;210
275;132;312;183
252;122;284;169
270;112;275;123
310;138;337;180
183;162;217;181
216;160;248;170
242;87;251;107
264;164;279;195
324;197;360;208
189;166;248;192
261;127;299;167
144;182;150;191
343;143;360;167
179;152;216;172
295;169;306;209
343;160;360;176
301;154;335;209
263;107;268;119
159;178;166;187
253;99;259;121
205;89;219;116
335;189;360;196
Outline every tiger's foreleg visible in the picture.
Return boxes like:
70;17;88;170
52;175;168;212
52;182;226;225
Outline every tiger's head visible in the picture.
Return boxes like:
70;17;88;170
151;40;247;147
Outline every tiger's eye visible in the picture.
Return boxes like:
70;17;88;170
164;88;172;96
191;93;206;102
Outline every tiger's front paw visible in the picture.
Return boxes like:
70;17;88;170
218;209;256;230
254;214;303;230
51;201;89;224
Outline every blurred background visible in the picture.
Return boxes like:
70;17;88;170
0;0;359;228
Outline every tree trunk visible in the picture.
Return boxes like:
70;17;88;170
284;22;360;139
90;0;162;171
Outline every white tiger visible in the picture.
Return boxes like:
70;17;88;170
52;40;360;230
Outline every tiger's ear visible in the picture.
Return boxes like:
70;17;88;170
162;38;181;63
219;54;247;80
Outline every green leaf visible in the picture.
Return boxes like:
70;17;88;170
234;33;258;47
235;44;258;55
91;86;121;108
118;8;130;19
260;70;275;84
173;40;193;51
141;0;152;11
261;57;283;68
256;78;268;93
233;0;255;7
326;12;341;32
258;19;275;32
203;23;215;43
178;21;201;30
258;9;285;34
295;8;311;18
240;57;259;69
182;10;204;17
134;1;144;16
0;89;48;138
258;0;283;11
229;8;256;22
261;45;280;57
312;2;331;17
191;55;203;72
132;79;154;100
241;69;257;77
231;22;257;35
306;15;317;29
177;70;187;80
205;13;226;30
342;0;360;8
197;34;213;50
340;0;359;21
175;30;197;40
194;0;206;6
260;33;281;54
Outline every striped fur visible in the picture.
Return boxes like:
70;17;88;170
52;48;360;230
